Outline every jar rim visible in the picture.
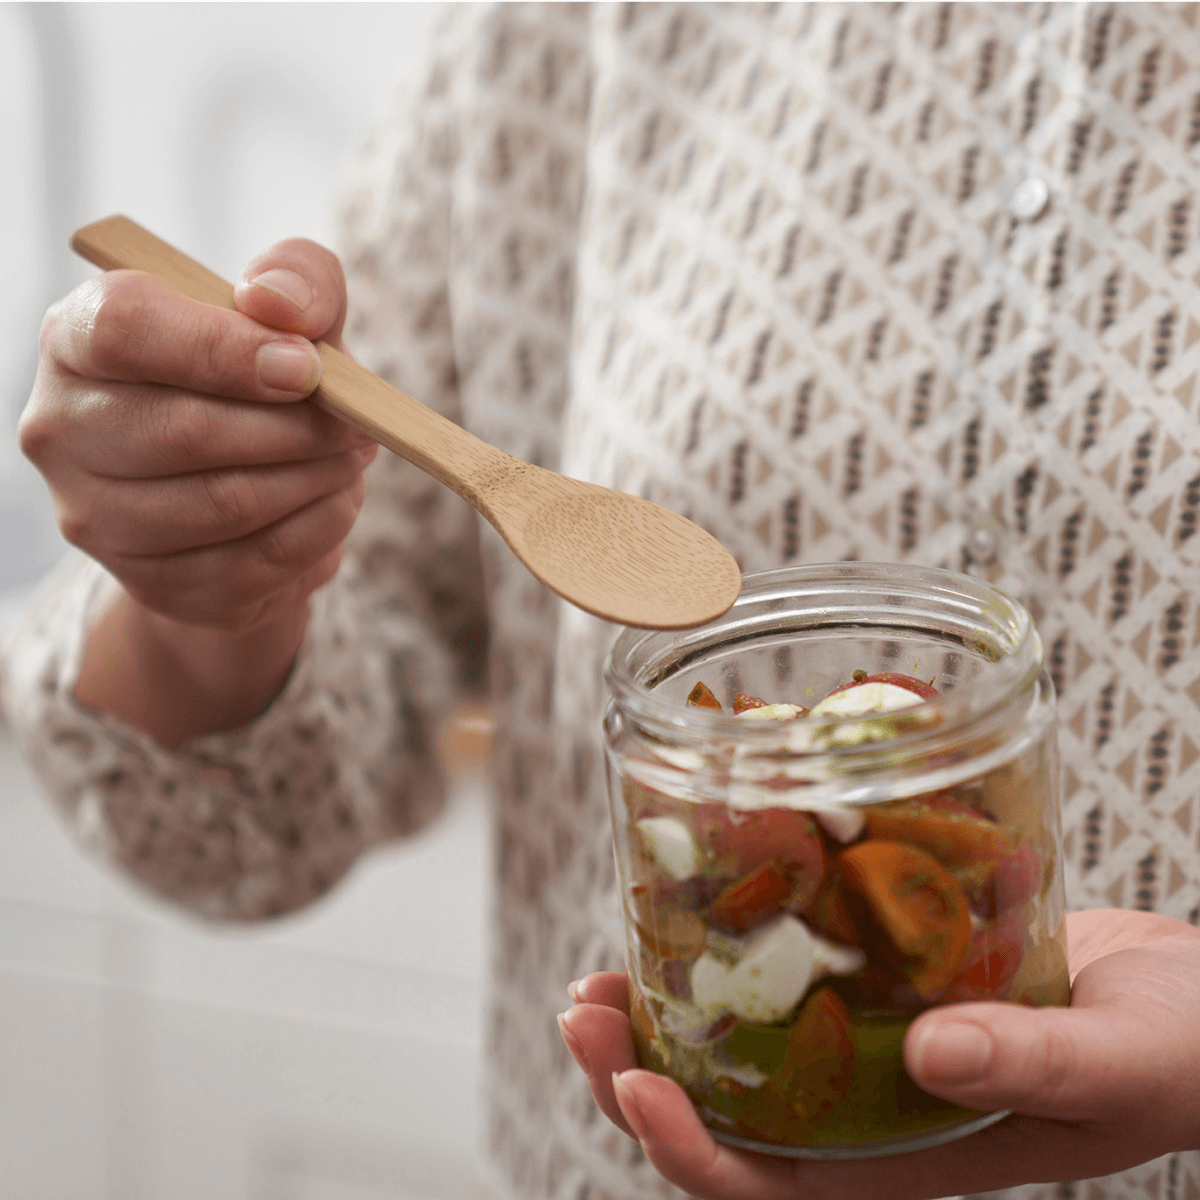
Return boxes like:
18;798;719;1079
604;562;1041;758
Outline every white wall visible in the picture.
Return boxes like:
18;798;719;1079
2;1;443;593
0;6;492;1198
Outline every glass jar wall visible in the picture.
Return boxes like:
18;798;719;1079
602;563;1069;1159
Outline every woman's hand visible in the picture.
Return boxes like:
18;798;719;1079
21;239;378;743
559;908;1200;1199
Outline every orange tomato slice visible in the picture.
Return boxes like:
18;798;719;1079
839;841;972;997
687;681;723;711
864;797;1017;876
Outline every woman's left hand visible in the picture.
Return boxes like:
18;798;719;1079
558;908;1200;1200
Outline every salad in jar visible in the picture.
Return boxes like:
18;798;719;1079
611;664;1069;1157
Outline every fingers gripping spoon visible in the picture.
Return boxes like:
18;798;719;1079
71;216;742;630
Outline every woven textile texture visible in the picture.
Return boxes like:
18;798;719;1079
7;5;1200;1199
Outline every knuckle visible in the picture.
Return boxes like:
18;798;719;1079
254;520;301;575
39;287;94;368
37;303;65;363
193;316;233;382
143;395;213;467
57;504;95;551
201;470;263;533
17;401;57;465
1033;1024;1078;1099
328;480;360;526
85;275;156;377
23;311;79;465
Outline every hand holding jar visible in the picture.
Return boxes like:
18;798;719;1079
560;907;1200;1200
558;565;1200;1195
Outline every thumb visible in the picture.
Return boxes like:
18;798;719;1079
903;1000;1167;1123
233;238;349;348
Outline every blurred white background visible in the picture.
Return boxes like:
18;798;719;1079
1;5;494;1199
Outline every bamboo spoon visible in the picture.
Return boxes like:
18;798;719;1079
71;216;742;630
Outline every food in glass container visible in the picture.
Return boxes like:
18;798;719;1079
620;670;1068;1155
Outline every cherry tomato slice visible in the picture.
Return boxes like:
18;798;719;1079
687;681;723;711
629;982;658;1046
856;672;939;698
705;807;827;898
820;672;939;708
807;864;864;945
942;909;1026;1002
628;885;708;958
708;863;793;933
839;841;972;998
864;798;1017;874
771;986;856;1120
988;837;1042;914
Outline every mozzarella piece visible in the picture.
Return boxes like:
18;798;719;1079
634;816;700;880
809;681;927;717
736;703;806;720
813;807;866;843
810;932;867;980
690;916;815;1022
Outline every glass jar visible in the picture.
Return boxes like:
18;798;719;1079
602;563;1069;1159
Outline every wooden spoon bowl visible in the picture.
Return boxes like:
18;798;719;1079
71;216;742;630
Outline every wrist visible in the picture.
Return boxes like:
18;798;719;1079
75;590;310;746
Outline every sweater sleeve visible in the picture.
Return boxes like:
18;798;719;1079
1;8;488;922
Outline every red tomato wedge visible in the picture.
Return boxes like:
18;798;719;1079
733;692;769;713
855;672;939;699
807;864;864;945
771;986;856;1120
839;841;972;997
707;863;793;933
707;808;825;875
942;910;1025;1002
819;672;939;708
976;837;1042;917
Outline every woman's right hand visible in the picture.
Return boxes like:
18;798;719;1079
20;238;379;742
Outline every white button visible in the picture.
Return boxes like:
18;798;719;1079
966;514;1000;564
1009;177;1050;222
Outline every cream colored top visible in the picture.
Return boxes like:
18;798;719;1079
7;5;1200;1199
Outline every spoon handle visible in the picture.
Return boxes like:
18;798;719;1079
70;215;514;515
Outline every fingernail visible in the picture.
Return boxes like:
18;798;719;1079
249;268;314;311
567;980;582;1002
557;1013;589;1075
256;341;322;392
611;1073;649;1143
910;1021;993;1084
